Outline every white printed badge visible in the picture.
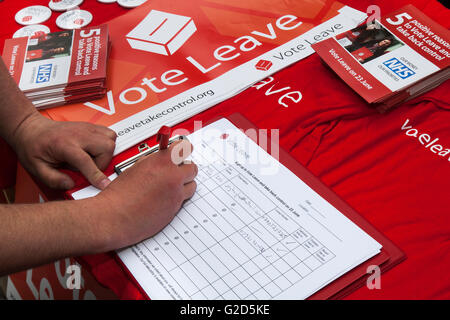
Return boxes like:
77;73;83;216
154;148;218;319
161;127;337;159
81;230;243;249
56;9;93;29
117;0;148;8
13;24;51;39
15;6;52;26
49;0;84;12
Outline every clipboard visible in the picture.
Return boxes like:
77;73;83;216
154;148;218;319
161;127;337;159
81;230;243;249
114;135;186;175
66;113;405;300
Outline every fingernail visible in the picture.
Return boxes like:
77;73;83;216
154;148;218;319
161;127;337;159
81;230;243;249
98;178;111;190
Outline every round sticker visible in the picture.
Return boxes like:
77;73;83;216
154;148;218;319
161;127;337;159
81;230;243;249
117;0;148;8
49;0;84;12
13;25;51;39
56;9;93;29
15;6;52;26
97;0;117;3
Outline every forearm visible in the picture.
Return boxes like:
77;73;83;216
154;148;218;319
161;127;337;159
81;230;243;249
0;59;39;146
0;197;110;276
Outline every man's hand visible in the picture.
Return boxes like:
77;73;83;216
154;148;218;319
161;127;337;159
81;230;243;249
11;112;117;190
0;138;198;275
95;139;198;250
0;58;199;275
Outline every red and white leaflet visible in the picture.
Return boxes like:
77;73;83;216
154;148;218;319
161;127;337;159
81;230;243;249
312;5;450;104
2;25;109;93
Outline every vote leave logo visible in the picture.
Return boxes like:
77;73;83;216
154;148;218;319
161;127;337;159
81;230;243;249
255;60;273;71
74;19;84;26
126;10;197;56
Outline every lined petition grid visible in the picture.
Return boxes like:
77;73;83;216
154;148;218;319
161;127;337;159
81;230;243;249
138;139;336;300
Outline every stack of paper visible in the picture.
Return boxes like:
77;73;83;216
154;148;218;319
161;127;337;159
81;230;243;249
2;25;110;109
312;5;450;113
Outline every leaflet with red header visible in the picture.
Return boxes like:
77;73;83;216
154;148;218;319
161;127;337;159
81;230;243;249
312;4;450;112
1;25;110;109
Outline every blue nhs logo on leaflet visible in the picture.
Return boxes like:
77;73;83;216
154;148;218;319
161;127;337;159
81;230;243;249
36;64;52;83
383;58;416;79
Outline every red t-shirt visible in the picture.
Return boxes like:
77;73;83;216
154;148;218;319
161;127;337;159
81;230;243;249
75;0;450;299
220;59;450;299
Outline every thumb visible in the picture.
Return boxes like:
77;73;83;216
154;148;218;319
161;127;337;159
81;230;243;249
67;149;111;190
35;162;76;190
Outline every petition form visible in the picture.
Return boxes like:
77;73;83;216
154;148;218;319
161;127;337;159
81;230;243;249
73;118;381;300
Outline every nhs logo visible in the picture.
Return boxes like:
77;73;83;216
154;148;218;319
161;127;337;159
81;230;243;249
36;64;52;83
383;58;415;79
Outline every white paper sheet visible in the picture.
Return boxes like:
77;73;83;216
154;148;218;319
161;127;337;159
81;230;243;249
73;118;381;300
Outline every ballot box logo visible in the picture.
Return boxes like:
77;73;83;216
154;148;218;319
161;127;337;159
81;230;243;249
74;18;85;26
32;31;46;38
255;59;273;71
126;10;197;56
22;16;32;23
